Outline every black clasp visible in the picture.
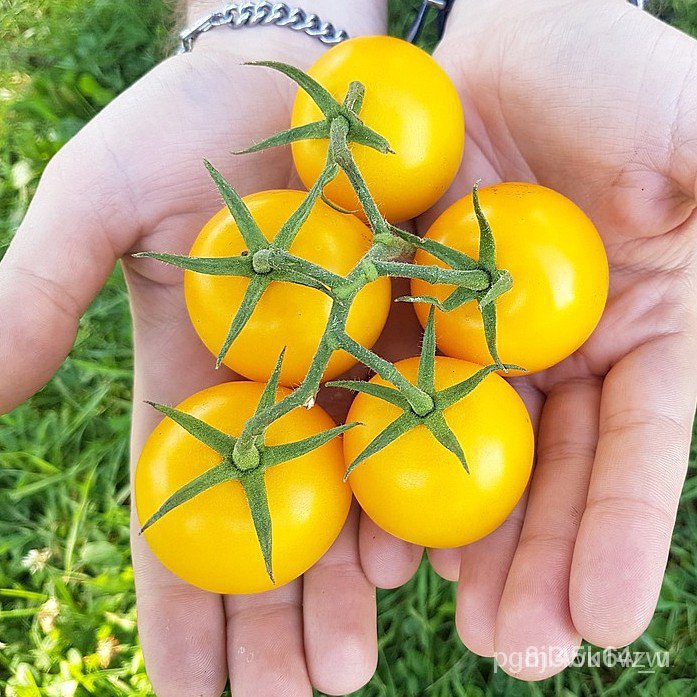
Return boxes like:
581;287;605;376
406;0;454;44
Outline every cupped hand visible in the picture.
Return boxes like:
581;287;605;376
360;0;697;680
0;2;394;693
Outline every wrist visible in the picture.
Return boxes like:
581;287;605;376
180;1;387;64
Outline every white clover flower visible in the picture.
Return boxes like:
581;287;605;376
96;636;120;668
38;597;60;633
21;548;52;574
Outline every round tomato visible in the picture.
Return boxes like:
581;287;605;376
344;357;533;548
291;36;464;223
135;381;351;594
412;183;609;373
185;190;391;386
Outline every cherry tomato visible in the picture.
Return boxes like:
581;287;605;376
412;183;609;373
344;357;533;548
291;36;465;223
135;381;351;594
185;190;391;385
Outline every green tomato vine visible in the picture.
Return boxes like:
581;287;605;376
135;61;516;581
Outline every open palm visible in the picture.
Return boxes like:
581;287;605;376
0;17;394;695
396;0;697;679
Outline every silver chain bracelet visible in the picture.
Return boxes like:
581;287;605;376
175;2;349;55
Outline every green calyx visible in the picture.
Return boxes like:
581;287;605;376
140;350;357;582
133;158;341;369
237;62;393;159
240;61;395;237
328;308;521;479
393;183;513;370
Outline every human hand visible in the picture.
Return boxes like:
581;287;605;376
0;2;390;694
363;0;697;680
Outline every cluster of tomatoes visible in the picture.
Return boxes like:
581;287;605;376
134;37;608;594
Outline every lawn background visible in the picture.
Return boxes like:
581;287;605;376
1;1;697;695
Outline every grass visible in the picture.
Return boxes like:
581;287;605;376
1;0;697;695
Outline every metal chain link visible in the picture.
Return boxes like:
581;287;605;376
176;2;349;54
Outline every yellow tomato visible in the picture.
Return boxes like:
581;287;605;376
344;357;533;548
185;190;391;385
291;36;464;223
135;381;352;594
413;183;609;373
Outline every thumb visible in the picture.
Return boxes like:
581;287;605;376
0;133;138;413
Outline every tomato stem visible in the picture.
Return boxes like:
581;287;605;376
343;80;365;113
335;333;434;417
329;117;391;237
372;260;490;290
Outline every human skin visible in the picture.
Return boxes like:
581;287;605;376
359;0;697;682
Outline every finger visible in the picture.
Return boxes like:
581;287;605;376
359;513;422;588
0;142;137;413
0;54;296;416
456;495;527;658
225;581;311;697
128;264;236;696
304;504;377;696
494;377;601;680
570;335;697;648
455;380;544;657
427;548;460;582
132;518;228;697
